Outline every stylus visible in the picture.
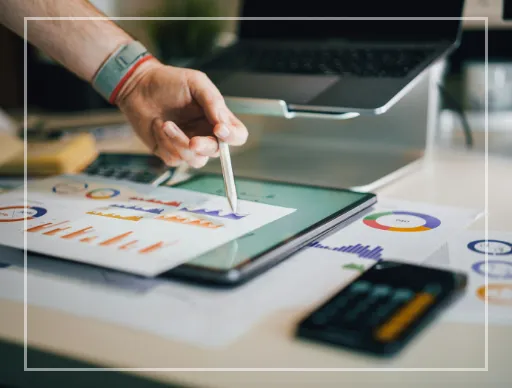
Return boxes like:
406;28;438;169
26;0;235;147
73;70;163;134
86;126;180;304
219;140;238;213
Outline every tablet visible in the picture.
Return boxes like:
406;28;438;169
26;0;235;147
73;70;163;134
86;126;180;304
159;173;376;286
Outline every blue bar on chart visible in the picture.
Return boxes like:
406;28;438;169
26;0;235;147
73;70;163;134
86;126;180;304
307;241;383;260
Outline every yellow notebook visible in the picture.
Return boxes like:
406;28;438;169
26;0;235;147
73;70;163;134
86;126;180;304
0;133;98;176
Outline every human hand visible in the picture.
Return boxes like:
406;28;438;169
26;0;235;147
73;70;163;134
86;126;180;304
114;58;248;168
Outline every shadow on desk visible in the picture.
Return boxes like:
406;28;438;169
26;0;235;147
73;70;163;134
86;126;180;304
0;340;187;388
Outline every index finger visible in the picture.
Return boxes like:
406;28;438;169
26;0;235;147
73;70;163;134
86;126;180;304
188;71;227;124
188;71;248;146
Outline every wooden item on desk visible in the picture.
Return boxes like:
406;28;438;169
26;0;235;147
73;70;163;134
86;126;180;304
0;133;24;167
0;133;98;176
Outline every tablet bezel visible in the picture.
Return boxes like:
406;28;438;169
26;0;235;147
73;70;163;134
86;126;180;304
158;174;377;287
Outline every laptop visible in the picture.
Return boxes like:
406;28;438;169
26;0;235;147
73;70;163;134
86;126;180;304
193;0;465;116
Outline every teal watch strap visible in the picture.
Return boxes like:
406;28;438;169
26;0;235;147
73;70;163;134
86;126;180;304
92;41;149;103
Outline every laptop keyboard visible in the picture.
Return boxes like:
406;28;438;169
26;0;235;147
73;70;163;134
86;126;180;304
202;46;434;78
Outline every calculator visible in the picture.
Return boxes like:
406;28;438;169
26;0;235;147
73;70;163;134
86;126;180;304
83;153;175;185
296;260;467;356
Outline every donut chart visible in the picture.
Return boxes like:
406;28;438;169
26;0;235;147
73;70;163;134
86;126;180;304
53;181;88;194
85;188;121;200
363;211;441;232
467;239;512;256
0;205;47;222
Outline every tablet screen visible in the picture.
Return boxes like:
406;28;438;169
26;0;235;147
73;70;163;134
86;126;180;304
173;174;374;272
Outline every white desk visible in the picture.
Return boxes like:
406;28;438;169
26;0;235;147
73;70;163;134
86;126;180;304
1;146;512;387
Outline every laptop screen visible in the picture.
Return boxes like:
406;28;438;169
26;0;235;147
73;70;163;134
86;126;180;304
238;0;465;42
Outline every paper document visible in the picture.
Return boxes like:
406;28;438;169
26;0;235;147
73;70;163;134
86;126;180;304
0;175;295;276
425;231;512;325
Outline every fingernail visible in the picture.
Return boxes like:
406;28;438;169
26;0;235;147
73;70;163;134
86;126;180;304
216;125;229;139
163;122;177;138
181;149;196;161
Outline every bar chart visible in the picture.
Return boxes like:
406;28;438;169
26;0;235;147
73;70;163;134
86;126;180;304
308;241;383;260
26;222;169;255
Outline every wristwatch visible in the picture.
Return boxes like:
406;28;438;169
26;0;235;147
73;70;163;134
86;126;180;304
92;40;154;104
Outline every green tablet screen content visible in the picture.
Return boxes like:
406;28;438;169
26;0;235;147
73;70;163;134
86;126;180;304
174;174;373;271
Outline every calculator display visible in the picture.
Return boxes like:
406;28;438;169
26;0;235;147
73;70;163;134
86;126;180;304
296;260;467;356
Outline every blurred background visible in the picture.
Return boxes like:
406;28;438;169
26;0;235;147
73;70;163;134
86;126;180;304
0;0;511;159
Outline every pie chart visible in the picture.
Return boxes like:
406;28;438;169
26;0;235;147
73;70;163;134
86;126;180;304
363;211;441;232
0;205;47;222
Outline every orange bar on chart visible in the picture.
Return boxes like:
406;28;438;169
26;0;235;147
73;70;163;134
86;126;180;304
26;223;53;233
43;227;71;236
61;227;93;239
27;221;69;233
80;236;97;243
138;241;164;254
99;231;133;246
119;240;138;250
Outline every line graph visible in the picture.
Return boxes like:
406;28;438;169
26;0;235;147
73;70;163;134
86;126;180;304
308;241;383;260
180;207;248;220
110;204;164;215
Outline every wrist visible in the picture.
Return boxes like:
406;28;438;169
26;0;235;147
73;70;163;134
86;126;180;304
91;40;160;105
113;57;163;106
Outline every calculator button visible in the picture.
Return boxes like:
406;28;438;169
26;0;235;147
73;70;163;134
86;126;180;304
367;298;403;326
371;284;391;297
392;288;414;302
375;292;435;342
350;281;371;293
423;283;442;296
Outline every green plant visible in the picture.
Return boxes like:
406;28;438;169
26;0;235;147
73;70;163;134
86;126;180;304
146;0;224;61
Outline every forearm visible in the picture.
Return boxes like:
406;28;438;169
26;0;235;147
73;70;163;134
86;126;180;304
0;0;133;82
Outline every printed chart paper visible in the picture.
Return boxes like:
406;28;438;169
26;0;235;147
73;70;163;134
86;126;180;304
304;198;482;265
425;231;512;325
0;175;295;276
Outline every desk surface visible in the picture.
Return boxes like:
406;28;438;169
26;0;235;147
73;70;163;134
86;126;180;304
1;146;512;387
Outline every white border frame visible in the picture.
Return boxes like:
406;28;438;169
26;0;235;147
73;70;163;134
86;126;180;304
23;16;489;372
